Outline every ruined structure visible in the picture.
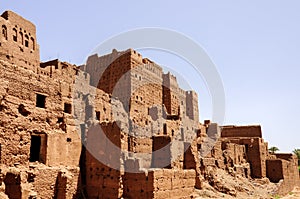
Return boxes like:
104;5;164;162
0;10;299;199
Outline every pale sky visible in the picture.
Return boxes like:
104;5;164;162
1;1;300;152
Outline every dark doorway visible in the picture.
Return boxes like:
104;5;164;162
30;135;41;162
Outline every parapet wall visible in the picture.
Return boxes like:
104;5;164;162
221;125;262;138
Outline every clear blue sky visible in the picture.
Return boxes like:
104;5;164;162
1;1;300;152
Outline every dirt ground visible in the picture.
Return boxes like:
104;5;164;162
280;187;300;199
192;168;300;199
194;184;300;199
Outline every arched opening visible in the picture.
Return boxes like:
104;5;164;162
19;31;23;45
25;34;29;47
12;28;17;42
2;25;7;40
31;37;35;50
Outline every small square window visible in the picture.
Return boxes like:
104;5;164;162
36;94;46;108
64;103;72;114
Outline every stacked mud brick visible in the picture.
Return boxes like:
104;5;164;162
0;10;298;199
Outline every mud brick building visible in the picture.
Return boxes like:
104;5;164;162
0;10;299;199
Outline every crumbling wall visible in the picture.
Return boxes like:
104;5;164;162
270;154;300;196
0;58;82;167
0;166;80;199
0;13;83;197
123;169;195;199
266;159;283;183
1;10;300;199
220;126;267;178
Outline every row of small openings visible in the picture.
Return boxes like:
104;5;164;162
39;69;51;77
135;95;143;101
95;107;107;117
12;27;35;50
134;74;142;81
132;50;141;57
36;93;72;114
162;123;175;136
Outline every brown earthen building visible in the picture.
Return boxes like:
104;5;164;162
0;11;299;199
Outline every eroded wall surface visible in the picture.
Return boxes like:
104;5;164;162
0;10;299;199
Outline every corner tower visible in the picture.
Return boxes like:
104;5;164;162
0;11;40;71
186;90;199;122
162;72;179;115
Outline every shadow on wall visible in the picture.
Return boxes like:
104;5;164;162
4;172;22;199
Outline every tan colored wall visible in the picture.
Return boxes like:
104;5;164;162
266;159;284;183
1;10;299;199
163;72;179;115
220;130;267;178
0;11;39;72
273;154;300;196
2;166;80;199
123;169;195;199
84;122;123;199
221;125;262;138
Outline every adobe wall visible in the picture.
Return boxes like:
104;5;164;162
0;23;83;197
123;169;195;199
0;10;299;199
201;139;251;179
1;166;80;199
85;49;199;132
0;59;82;167
130;61;163;129
186;90;199;122
84;49;128;88
228;137;267;178
84;121;127;199
266;159;283;183
163;72;179;115
84;153;123;199
221;125;262;138
272;154;300;195
220;125;268;178
152;136;172;168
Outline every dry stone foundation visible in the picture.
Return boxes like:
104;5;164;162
0;10;299;199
